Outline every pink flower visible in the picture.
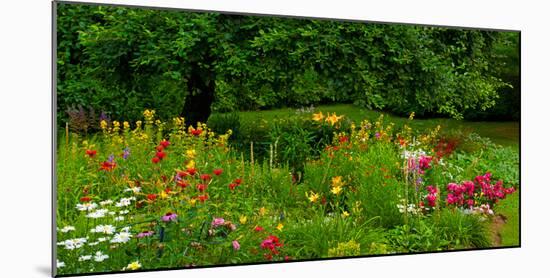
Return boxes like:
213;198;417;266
137;231;154;238
211;217;225;227
260;235;283;253
426;194;437;207
232;240;240;251
418;155;432;170
161;212;177;222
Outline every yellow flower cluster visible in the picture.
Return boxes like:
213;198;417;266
143;109;155;124
330;176;344;195
312;112;344;126
123;261;142;271
419;124;441;145
352;119;372;143
186;149;196;159
306;191;320;203
327;240;361;257
100;120;108;130
112;121;121;133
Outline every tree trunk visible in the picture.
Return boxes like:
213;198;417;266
182;61;215;127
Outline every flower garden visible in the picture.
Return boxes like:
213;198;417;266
55;109;519;275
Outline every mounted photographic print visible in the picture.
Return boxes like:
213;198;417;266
53;1;520;276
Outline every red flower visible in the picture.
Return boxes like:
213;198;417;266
213;168;223;176
284;256;291;261
200;174;212;181
164;187;172;194
254;226;264;232
152;157;161;164
197;194;209;202
156;151;167;160
398;137;407;147
160;140;171;148
234;178;243;185
85;150;97;158
156;145;164;152
147;194;157;201
196;183;207;192
177;171;189;178
264;253;273;260
187;168;197;176
229;183;238;190
100;161;116;171
190;129;203;136
177;180;190;188
80;196;92;202
339;136;349;143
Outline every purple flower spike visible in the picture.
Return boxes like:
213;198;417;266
122;147;131;160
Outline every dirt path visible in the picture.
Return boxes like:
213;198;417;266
490;214;508;246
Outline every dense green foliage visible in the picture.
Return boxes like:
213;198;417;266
57;3;519;127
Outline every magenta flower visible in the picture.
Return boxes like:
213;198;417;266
211;217;225;227
161;212;177;222
418;155;432;170
232;240;240;251
136;231;154;238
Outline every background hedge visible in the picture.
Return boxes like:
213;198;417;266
56;3;520;127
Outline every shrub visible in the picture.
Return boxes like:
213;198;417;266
431;209;491;249
269;117;315;181
207;112;242;142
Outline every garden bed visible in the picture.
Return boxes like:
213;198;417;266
55;109;519;275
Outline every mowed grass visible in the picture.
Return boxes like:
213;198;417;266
495;192;520;246
227;104;519;148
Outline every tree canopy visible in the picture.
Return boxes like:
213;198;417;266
56;3;519;125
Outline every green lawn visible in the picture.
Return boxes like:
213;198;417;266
495;192;520;246
229;104;519;147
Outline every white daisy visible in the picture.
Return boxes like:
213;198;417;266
120;226;131;232
59;226;76;233
114;216;124;221
124;187;141;193
76;202;98;211
90;224;116;235
97;237;108;242
115;198;132;207
93;251;109;262
59;237;87;250
110;232;132;243
78;255;92;261
56;260;65;268
86;208;109;218
119;210;130;215
100;200;113;206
